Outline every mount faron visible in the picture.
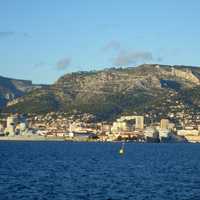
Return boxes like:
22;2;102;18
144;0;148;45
3;64;200;120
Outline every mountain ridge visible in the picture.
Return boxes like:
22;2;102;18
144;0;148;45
2;64;200;120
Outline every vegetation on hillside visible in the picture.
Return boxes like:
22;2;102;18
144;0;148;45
2;64;200;120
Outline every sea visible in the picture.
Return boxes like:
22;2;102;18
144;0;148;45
0;142;200;200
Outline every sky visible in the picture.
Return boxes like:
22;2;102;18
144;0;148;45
0;0;200;84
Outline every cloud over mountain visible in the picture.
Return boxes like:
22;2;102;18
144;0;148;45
113;50;153;66
103;41;160;66
56;57;71;70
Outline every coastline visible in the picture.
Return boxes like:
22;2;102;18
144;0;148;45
0;135;68;142
0;135;102;142
0;136;140;142
0;135;199;143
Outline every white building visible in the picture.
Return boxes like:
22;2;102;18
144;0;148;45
177;130;199;136
4;116;18;136
144;127;159;139
159;128;171;140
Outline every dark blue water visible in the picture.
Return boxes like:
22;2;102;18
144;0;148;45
0;142;200;200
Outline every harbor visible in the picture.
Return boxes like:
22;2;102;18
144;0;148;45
0;113;200;143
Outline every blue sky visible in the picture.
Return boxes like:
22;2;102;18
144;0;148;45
0;0;200;84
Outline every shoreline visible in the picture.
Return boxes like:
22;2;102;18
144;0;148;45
0;136;199;143
0;136;69;142
0;136;127;142
0;136;108;142
0;136;144;142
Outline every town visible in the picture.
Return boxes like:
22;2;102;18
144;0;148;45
0;110;200;143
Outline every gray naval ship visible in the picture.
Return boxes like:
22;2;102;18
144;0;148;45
144;127;187;143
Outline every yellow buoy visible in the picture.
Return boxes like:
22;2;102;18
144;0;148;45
119;148;124;155
119;142;125;155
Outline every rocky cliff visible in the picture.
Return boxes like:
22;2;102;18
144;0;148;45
0;76;45;108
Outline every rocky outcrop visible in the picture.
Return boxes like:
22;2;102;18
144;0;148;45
171;68;200;85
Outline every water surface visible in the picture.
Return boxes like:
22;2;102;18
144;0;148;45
0;142;200;200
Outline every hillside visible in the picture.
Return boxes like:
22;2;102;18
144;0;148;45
0;76;45;108
3;64;200;120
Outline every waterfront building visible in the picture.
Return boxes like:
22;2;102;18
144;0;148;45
160;119;169;129
4;115;18;136
135;116;144;130
19;122;27;132
0;124;4;136
177;129;199;136
159;128;171;142
0;124;4;132
111;121;128;133
112;115;144;133
100;123;112;134
144;127;159;142
68;132;74;138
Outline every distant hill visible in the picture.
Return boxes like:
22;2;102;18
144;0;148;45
0;75;46;108
3;64;200;120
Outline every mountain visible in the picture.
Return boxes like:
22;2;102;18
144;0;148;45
0;75;46;108
3;64;200;120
